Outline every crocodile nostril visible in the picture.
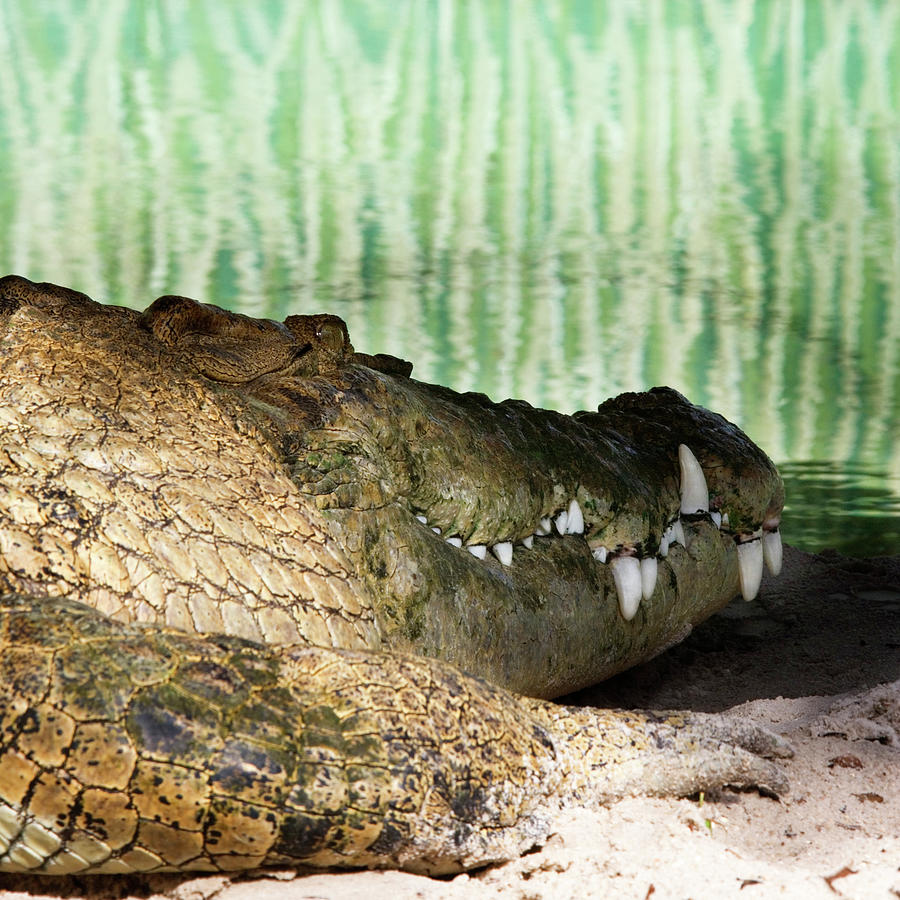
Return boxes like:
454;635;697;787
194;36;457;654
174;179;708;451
290;342;313;362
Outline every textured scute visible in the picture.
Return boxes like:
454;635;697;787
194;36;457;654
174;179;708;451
0;595;564;874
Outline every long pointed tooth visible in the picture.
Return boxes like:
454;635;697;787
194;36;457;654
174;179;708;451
710;511;722;529
535;517;552;536
467;544;487;559
671;519;686;547
737;537;764;600
610;556;642;621
640;557;658;600
432;526;442;534
554;510;568;535
566;499;584;534
492;541;513;566
762;530;783;576
678;444;709;514
416;515;428;525
445;536;462;547
521;535;534;549
592;546;608;563
659;526;672;557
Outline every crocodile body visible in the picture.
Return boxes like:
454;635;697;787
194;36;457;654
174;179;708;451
0;276;786;875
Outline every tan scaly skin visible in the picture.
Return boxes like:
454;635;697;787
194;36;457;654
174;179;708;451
0;276;788;875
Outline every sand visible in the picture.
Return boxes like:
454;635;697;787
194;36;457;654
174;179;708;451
1;546;898;899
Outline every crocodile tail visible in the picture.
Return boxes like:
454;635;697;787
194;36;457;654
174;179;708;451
0;595;787;876
0;595;563;875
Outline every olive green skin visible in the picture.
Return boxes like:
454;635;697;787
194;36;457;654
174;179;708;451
0;276;786;875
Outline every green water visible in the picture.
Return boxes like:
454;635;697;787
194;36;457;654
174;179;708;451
1;2;898;555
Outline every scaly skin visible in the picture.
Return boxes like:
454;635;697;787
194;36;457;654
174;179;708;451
0;276;787;875
0;594;788;875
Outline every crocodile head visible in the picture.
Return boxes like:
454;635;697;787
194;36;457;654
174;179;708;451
0;275;783;698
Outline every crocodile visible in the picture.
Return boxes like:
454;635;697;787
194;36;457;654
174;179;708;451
0;275;787;876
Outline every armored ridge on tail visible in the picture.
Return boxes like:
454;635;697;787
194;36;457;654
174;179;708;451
0;276;786;874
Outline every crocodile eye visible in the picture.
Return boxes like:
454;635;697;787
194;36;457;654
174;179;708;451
316;321;345;352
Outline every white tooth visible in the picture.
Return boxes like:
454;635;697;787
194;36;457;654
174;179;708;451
672;519;686;547
658;531;670;557
467;544;487;559
535;517;552;536
722;512;730;526
554;510;568;534
566;499;584;534
432;526;442;534
611;556;642;621
416;515;428;524
737;536;764;601
763;529;783;576
640;557;658;600
710;511;722;529
445;536;462;547
521;535;534;549
492;541;513;566
678;444;709;514
592;546;608;563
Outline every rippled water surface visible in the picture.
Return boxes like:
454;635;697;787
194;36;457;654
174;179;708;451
1;2;898;554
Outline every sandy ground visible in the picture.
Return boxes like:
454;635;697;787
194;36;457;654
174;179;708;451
1;545;898;899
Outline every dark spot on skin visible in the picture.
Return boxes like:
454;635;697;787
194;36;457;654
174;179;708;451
178;660;243;702
531;724;555;755
0;295;22;318
16;708;40;735
368;819;408;855
271;812;332;858
129;703;197;758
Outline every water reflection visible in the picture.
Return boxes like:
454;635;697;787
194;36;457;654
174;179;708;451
781;462;900;556
0;1;898;554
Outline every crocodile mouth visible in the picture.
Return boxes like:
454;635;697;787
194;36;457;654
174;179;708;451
254;340;783;612
250;352;784;695
409;439;783;622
